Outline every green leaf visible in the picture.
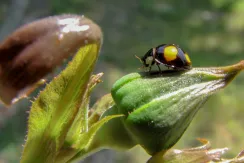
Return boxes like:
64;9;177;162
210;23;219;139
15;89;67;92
88;93;115;127
88;104;137;151
21;40;101;163
55;94;123;162
79;114;124;151
111;61;244;155
64;73;103;146
65;114;124;162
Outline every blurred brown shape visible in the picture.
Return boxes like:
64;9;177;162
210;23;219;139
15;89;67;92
0;14;102;106
148;138;244;163
147;138;229;163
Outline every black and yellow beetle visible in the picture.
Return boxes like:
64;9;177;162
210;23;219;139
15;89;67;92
137;44;192;72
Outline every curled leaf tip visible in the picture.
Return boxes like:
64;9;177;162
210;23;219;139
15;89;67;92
88;73;104;92
214;60;244;74
193;60;244;73
212;60;244;85
227;60;244;70
91;73;104;82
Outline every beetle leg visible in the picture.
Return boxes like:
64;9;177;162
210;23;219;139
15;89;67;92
154;58;162;64
154;59;162;72
149;66;152;73
157;64;162;72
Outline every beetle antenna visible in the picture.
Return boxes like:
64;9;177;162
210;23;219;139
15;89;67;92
135;55;143;63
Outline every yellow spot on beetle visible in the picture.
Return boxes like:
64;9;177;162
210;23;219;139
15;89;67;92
164;46;178;62
185;53;191;64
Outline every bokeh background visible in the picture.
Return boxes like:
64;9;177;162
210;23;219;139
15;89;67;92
0;0;244;162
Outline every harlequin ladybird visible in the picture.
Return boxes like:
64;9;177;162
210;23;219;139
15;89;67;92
136;44;192;72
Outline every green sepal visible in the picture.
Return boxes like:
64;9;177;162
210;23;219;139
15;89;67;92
88;93;115;127
89;104;137;151
67;114;124;162
53;92;123;162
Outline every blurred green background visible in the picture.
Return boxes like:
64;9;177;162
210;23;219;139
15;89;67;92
0;0;244;162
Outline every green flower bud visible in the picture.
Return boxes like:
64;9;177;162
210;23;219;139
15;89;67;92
110;61;244;155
